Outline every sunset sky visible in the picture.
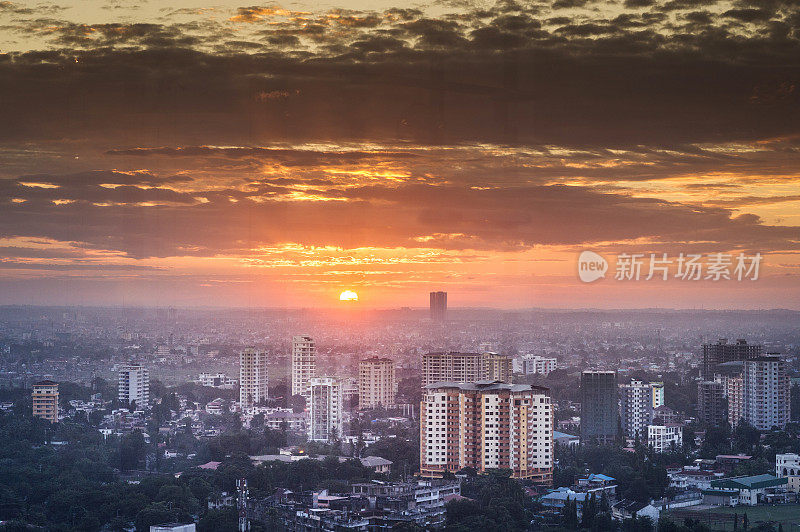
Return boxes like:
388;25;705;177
0;0;799;308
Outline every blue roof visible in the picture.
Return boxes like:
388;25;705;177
587;474;615;481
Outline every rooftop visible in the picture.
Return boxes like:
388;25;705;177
424;380;549;393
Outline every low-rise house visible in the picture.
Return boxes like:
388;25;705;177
612;499;660;522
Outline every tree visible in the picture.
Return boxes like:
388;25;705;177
120;430;146;471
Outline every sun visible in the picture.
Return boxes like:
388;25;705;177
339;290;358;301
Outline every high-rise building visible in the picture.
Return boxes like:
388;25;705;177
292;335;316;400
697;380;726;427
726;375;745;428
118;364;149;409
744;355;789;431
580;371;618;445
358;356;396;409
650;382;665;408
481;352;513;383
429;291;447;322
422;352;482;386
32;380;58;423
308;377;343;442
702;339;762;380
618;380;653;440
239;348;268;410
522;355;557;376
420;381;552;484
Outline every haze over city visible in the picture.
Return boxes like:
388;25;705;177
1;0;799;308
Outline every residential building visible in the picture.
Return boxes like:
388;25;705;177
726;375;745;428
521;355;557;376
697;380;726;427
198;372;237;389
292;335;316;400
647;424;683;453
32;380;58;423
429;291;447;322
612;500;660;522
420;380;553;484
118;364;149;409
776;454;800;492
358;356;396;409
240;348;268;410
481;352;513;383
308;377;342;442
650;382;665;408
702;339;762;380
619;379;653;439
421;352;482;386
744;355;790;430
580;371;618;445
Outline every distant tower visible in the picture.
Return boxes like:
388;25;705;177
239;348;268;410
292;335;316;400
358;357;396;409
32;380;59;423
744;355;789;430
118;365;149;409
580;371;618;445
237;478;250;532
429;291;447;322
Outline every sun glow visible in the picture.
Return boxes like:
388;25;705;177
339;290;358;301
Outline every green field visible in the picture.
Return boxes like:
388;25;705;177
665;505;800;530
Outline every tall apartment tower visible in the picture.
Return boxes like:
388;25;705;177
702;338;763;380
239;348;268;410
429;291;447;322
481;352;513;383
292;335;316;400
618;380;653;439
32;380;58;423
580;371;618;445
726;375;745;428
697;380;726;427
744;355;789;430
358;356;396;409
422;352;482;386
118;364;150;409
420;381;553;485
308;377;343;442
650;382;665;408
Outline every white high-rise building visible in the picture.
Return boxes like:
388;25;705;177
240;348;268;410
358;356;396;409
618;379;653;439
521;355;557;376
292;335;316;400
119;364;150;409
744;355;789;430
308;377;342;442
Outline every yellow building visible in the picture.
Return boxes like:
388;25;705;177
32;380;59;423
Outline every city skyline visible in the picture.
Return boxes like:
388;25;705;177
1;0;799;309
